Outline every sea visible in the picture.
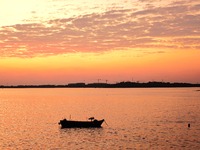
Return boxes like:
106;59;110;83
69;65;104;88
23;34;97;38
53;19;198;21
0;88;200;149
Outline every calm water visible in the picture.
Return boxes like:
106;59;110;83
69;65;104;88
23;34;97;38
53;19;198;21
0;88;200;149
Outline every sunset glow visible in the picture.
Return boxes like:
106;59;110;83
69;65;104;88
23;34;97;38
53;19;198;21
0;0;200;85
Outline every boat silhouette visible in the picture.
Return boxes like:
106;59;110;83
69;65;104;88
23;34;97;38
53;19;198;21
58;117;104;128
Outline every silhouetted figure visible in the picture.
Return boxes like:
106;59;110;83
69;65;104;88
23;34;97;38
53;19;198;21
88;117;95;121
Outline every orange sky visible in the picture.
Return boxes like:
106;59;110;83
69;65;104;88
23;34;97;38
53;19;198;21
0;0;200;85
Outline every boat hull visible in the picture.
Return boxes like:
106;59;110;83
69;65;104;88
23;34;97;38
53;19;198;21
59;119;104;128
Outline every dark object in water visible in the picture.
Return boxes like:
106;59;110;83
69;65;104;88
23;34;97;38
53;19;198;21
58;118;104;128
188;123;190;128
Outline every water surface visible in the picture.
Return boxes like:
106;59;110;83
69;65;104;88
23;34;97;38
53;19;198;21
0;88;200;149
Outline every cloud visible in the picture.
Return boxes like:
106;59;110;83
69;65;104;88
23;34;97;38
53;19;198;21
0;0;200;58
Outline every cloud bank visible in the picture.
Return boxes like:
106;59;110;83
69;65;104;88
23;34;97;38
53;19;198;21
0;0;200;57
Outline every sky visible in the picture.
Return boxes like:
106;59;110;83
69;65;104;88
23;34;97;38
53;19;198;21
0;0;200;85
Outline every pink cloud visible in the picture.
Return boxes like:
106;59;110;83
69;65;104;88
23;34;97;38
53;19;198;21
0;1;200;58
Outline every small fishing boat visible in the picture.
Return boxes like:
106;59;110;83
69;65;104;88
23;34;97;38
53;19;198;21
58;117;104;128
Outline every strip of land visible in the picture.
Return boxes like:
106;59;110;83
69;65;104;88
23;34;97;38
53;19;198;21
1;81;200;88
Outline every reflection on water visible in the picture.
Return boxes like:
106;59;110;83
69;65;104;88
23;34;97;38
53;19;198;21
0;88;200;149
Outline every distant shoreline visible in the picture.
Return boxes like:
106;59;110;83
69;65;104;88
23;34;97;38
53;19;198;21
1;81;200;88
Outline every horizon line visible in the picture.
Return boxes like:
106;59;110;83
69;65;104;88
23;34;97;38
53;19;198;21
1;81;200;88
